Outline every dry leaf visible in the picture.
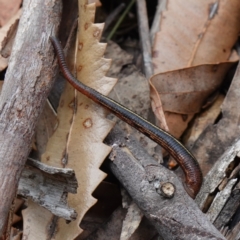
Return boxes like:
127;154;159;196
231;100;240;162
1;197;24;240
184;94;224;149
35;101;58;156
10;227;22;240
22;200;53;239
0;8;21;71
41;82;75;167
150;62;234;138
52;1;116;237
151;0;240;137
152;0;240;72
88;0;101;7
0;0;21;26
24;83;74;240
25;1;117;239
1;18;19;58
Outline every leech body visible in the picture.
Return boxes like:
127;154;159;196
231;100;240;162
50;36;203;198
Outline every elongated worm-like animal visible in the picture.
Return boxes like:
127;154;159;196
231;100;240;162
50;36;203;198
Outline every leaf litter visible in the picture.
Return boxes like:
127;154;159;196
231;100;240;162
1;0;240;239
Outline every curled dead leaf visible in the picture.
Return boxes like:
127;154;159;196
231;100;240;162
151;0;240;138
36;1;117;239
149;61;236;138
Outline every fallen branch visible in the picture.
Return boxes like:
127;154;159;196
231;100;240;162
0;0;62;234
18;158;78;221
105;126;226;240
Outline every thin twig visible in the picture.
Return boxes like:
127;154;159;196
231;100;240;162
103;3;126;35
150;0;166;46
136;0;153;78
106;0;136;41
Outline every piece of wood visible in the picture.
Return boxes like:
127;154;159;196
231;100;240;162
0;0;62;234
105;126;226;240
214;182;240;231
196;139;240;209
18;158;78;220
195;138;240;238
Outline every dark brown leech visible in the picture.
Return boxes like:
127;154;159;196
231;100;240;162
50;36;203;198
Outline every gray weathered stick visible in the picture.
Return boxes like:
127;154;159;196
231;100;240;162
0;0;62;234
105;127;226;240
136;0;153;78
18;158;78;221
150;0;166;45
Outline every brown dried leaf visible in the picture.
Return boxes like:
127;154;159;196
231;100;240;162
26;1;116;239
0;8;21;71
41;82;75;163
23;84;76;236
152;0;240;72
184;94;224;149
150;62;234;137
53;2;116;236
0;0;21;26
22;201;53;239
1;18;19;58
9;227;22;240
151;64;230;114
88;0;101;7
151;0;240;137
35;101;58;156
2;197;24;240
